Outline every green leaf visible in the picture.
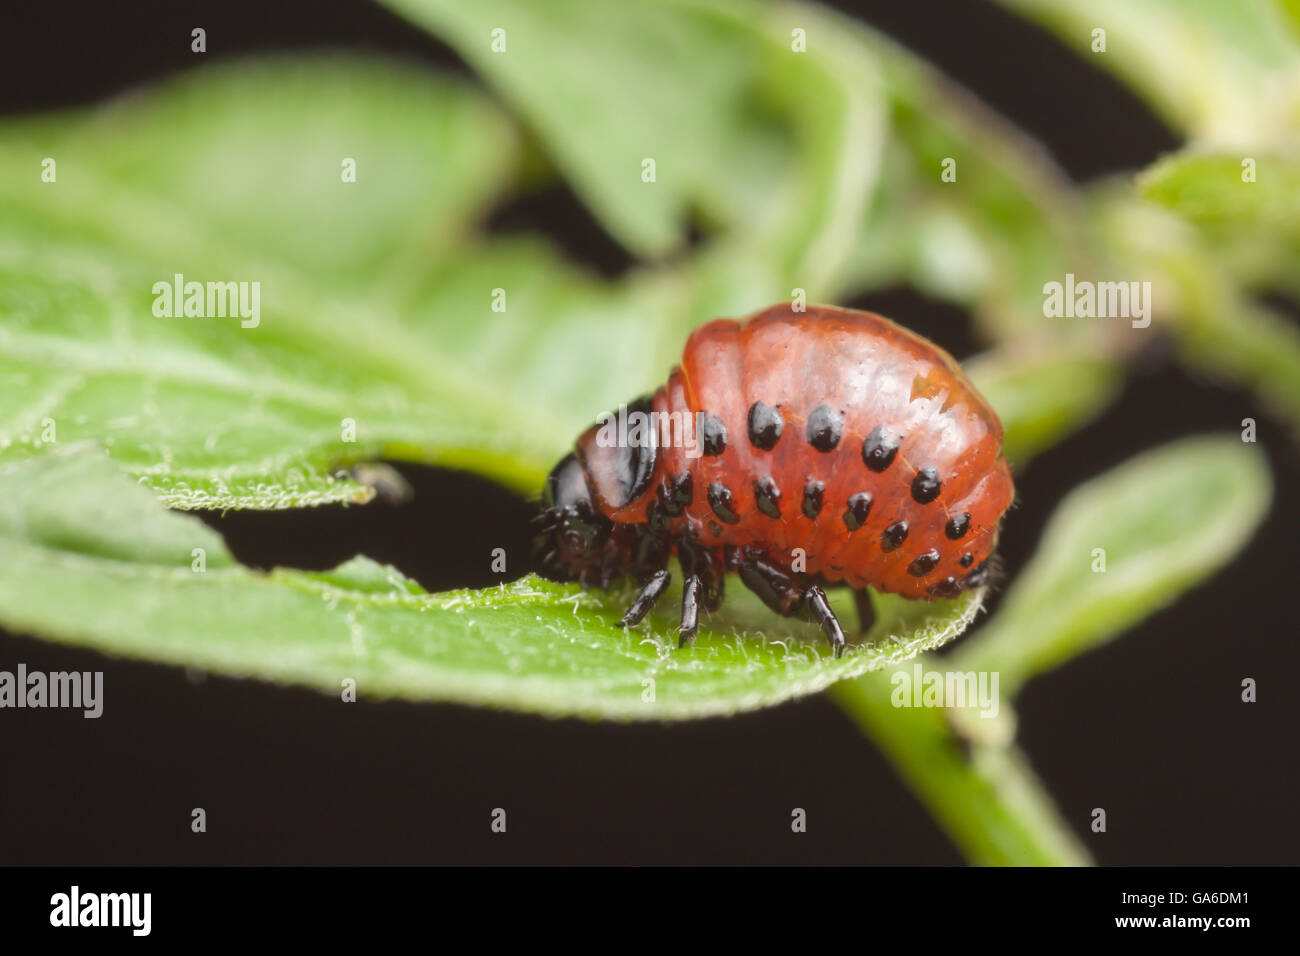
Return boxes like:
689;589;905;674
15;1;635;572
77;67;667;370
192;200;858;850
954;435;1271;690
833;672;1090;866
1092;188;1300;442
381;0;887;291
967;346;1122;468
850;61;1098;344
994;0;1300;144
1138;151;1300;237
388;0;1109;349
0;231;594;507
1282;0;1300;40
1148;233;1300;443
0;449;985;720
0;55;520;290
0;57;679;507
1174;297;1300;444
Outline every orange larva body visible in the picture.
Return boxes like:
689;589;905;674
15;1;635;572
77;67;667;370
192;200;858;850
536;304;1014;654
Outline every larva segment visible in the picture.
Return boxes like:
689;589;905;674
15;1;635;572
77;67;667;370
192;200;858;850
565;303;1013;604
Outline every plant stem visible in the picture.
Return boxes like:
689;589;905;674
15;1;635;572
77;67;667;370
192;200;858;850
831;667;1093;866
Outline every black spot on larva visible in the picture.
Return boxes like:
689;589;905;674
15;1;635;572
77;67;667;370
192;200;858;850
960;552;974;568
671;471;693;506
908;549;940;577
747;401;783;450
806;404;842;452
862;425;900;472
929;576;963;598
946;512;971;539
700;412;727;456
754;476;782;519
842;492;873;531
708;482;740;524
708;520;724;538
658;471;694;516
646;499;670;534
802;478;825;519
881;521;909;552
911;467;942;504
964;560;991;588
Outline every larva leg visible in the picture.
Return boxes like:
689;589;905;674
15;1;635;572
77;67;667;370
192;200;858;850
802;585;847;657
679;575;702;647
618;569;671;627
696;550;724;613
736;558;804;615
852;588;876;636
679;537;724;612
737;560;846;655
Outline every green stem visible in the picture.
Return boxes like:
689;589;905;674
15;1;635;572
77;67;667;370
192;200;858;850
831;667;1092;866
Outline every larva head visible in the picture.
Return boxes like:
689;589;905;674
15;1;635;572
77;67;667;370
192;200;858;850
533;452;614;586
535;394;667;586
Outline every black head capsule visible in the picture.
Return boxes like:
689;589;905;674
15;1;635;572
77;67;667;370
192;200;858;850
862;425;900;472
806;404;842;452
747;401;783;450
535;452;613;578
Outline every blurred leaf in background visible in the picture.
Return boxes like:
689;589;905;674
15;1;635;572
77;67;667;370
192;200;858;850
995;0;1300;146
953;435;1271;690
838;435;1271;865
1006;0;1300;440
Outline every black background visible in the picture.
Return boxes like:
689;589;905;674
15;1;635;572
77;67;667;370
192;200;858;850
0;1;1295;865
